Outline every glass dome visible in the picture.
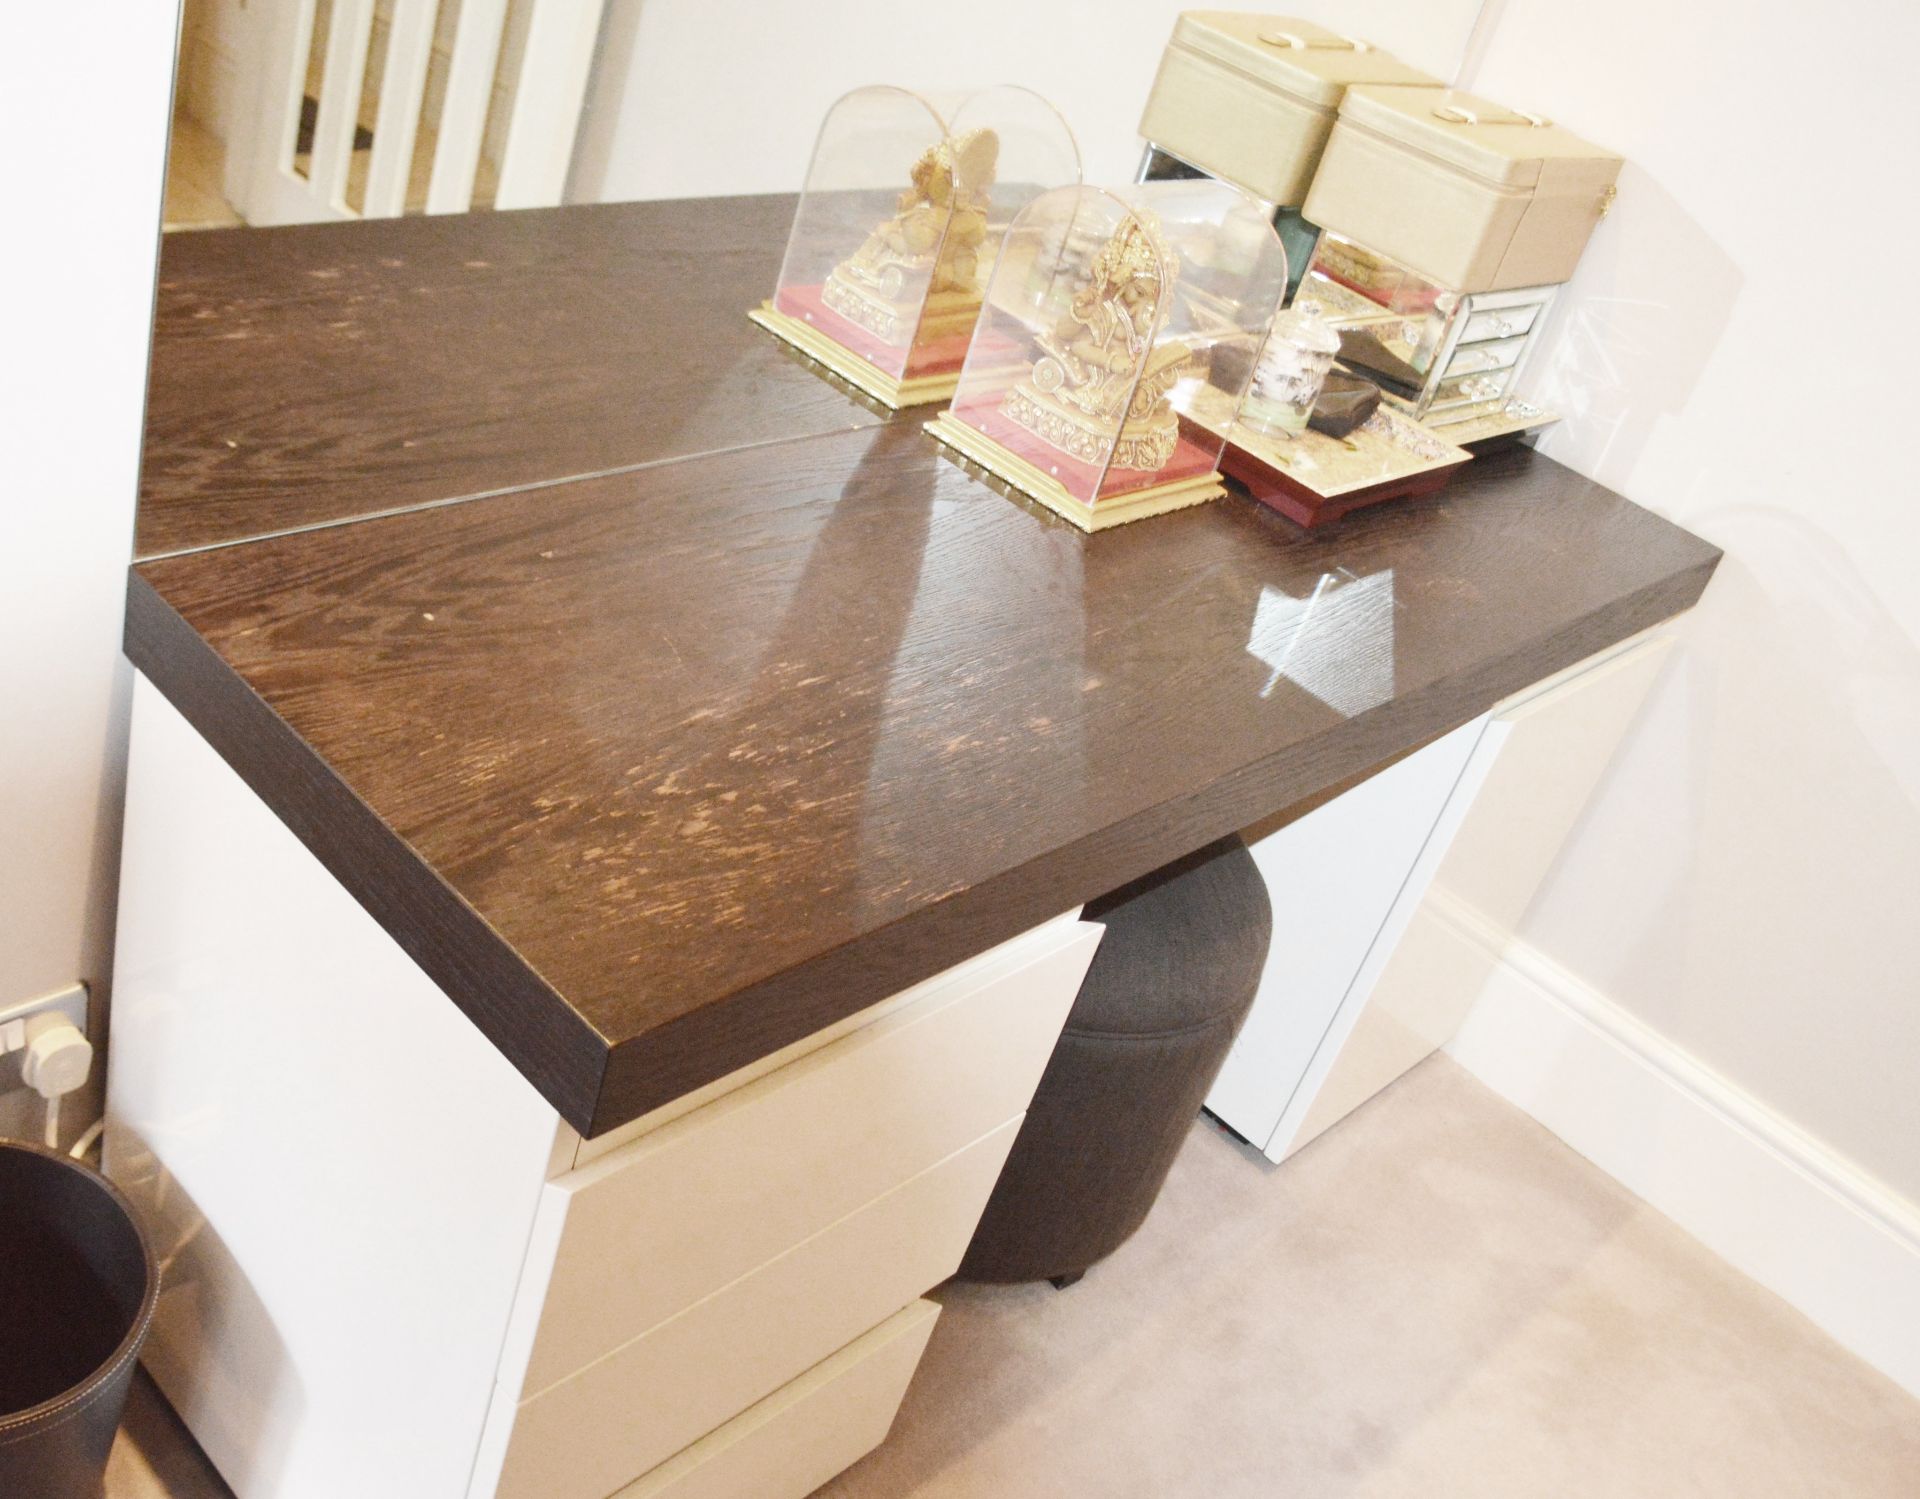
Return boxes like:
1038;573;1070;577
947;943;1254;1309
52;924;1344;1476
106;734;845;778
750;84;1080;409
927;180;1289;530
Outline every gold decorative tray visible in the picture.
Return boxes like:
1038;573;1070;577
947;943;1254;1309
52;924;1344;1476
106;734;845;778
1194;392;1471;528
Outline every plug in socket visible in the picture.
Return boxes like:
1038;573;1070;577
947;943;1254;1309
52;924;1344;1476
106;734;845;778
1;983;89;1093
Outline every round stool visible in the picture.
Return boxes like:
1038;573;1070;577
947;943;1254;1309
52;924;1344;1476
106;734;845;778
958;834;1272;1286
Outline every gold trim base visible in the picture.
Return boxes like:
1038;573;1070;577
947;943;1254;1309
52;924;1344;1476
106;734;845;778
925;412;1223;532
749;303;961;411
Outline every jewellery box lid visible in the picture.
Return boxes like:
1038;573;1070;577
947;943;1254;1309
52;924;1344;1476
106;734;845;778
1338;85;1624;189
1168;12;1440;110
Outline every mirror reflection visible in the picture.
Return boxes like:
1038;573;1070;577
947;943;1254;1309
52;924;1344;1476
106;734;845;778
1246;569;1396;717
167;0;598;231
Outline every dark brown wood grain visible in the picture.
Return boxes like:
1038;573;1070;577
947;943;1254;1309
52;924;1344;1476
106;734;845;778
124;570;610;1127
129;420;1720;1135
137;194;889;559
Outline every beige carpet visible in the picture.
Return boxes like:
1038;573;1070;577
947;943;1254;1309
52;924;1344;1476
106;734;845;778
107;1055;1920;1498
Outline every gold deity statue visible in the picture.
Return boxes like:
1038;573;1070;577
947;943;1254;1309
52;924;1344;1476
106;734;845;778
1002;213;1192;472
821;128;1000;347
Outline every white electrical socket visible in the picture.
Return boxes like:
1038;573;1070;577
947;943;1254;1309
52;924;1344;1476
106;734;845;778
0;983;89;1091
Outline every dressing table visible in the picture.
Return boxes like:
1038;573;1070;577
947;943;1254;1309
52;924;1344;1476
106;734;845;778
108;194;1718;1499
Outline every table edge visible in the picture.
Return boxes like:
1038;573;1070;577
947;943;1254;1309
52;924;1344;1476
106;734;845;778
125;485;1721;1138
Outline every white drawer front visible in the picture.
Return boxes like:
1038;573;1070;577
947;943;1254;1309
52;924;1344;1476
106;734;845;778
491;1119;1020;1499
510;921;1098;1397
613;1301;939;1499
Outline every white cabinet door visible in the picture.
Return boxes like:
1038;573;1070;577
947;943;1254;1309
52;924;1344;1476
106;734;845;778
1209;631;1675;1163
1207;715;1493;1158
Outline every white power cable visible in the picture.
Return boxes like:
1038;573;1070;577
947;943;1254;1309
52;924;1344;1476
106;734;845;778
70;1117;106;1161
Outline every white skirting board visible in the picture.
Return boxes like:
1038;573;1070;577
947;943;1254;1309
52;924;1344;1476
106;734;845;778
1440;893;1920;1399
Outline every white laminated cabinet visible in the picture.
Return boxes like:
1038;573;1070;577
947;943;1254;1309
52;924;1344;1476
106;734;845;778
1209;630;1673;1162
106;676;1100;1499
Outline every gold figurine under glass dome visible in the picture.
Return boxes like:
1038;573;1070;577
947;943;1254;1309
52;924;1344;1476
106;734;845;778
1001;212;1192;474
751;86;1080;409
821;128;999;348
928;181;1289;530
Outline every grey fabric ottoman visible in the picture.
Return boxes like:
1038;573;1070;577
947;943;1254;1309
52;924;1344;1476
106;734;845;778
957;834;1273;1286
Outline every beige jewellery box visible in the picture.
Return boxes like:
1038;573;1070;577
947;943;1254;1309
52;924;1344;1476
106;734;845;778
1305;85;1623;292
1138;13;1440;206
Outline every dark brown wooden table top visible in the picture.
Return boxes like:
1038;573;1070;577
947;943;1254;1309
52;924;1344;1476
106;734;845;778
128;409;1720;1136
137;194;885;559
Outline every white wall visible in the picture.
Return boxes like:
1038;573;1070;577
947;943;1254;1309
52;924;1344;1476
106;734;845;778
1461;0;1920;1204
0;7;176;1139
8;0;1916;1265
574;0;1920;1215
570;0;1482;201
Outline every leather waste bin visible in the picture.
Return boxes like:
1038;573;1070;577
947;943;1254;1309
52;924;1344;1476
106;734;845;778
0;1140;158;1499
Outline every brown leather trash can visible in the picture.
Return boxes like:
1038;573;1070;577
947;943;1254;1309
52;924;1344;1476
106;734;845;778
0;1141;158;1499
958;834;1272;1286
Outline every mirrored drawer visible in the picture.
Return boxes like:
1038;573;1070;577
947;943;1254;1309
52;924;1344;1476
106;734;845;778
1459;300;1545;343
1443;333;1532;378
